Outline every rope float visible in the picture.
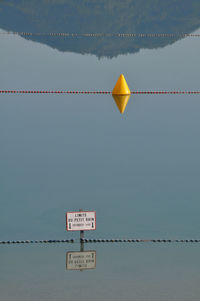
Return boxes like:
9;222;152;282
0;90;200;95
1;32;200;38
1;75;199;114
0;90;111;94
81;239;200;243
1;239;200;245
0;239;74;244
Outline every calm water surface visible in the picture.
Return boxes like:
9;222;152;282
0;4;200;300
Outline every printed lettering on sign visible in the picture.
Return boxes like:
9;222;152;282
66;211;96;231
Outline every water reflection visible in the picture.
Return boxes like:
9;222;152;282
66;250;96;271
112;94;131;114
1;244;200;301
66;242;96;271
0;0;200;57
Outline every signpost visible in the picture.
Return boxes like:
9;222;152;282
66;210;96;232
66;250;96;271
65;209;97;271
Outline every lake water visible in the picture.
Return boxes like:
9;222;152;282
0;1;200;300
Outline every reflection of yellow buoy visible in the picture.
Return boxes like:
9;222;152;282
112;94;130;114
112;74;131;95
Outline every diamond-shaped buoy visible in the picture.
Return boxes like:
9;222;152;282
112;74;131;95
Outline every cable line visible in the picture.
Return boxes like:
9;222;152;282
0;90;200;95
1;238;200;245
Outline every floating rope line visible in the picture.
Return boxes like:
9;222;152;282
81;239;200;243
1;32;200;38
0;90;111;95
133;91;200;94
0;239;74;244
0;90;200;95
1;238;200;245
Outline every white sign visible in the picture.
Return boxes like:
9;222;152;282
66;251;96;270
66;211;96;231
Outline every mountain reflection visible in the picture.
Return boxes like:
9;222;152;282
0;0;200;58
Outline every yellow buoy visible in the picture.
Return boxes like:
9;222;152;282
112;74;131;95
112;94;130;114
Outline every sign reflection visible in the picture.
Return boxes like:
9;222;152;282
66;242;96;271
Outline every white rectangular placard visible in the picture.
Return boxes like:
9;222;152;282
66;250;96;270
66;211;96;231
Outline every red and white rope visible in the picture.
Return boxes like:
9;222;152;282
0;90;200;95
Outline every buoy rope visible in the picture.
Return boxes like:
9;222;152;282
0;90;200;95
0;90;112;94
1;238;200;245
1;32;200;38
0;239;74;244
133;91;200;94
81;238;200;243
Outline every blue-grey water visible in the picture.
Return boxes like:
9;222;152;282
1;9;200;301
